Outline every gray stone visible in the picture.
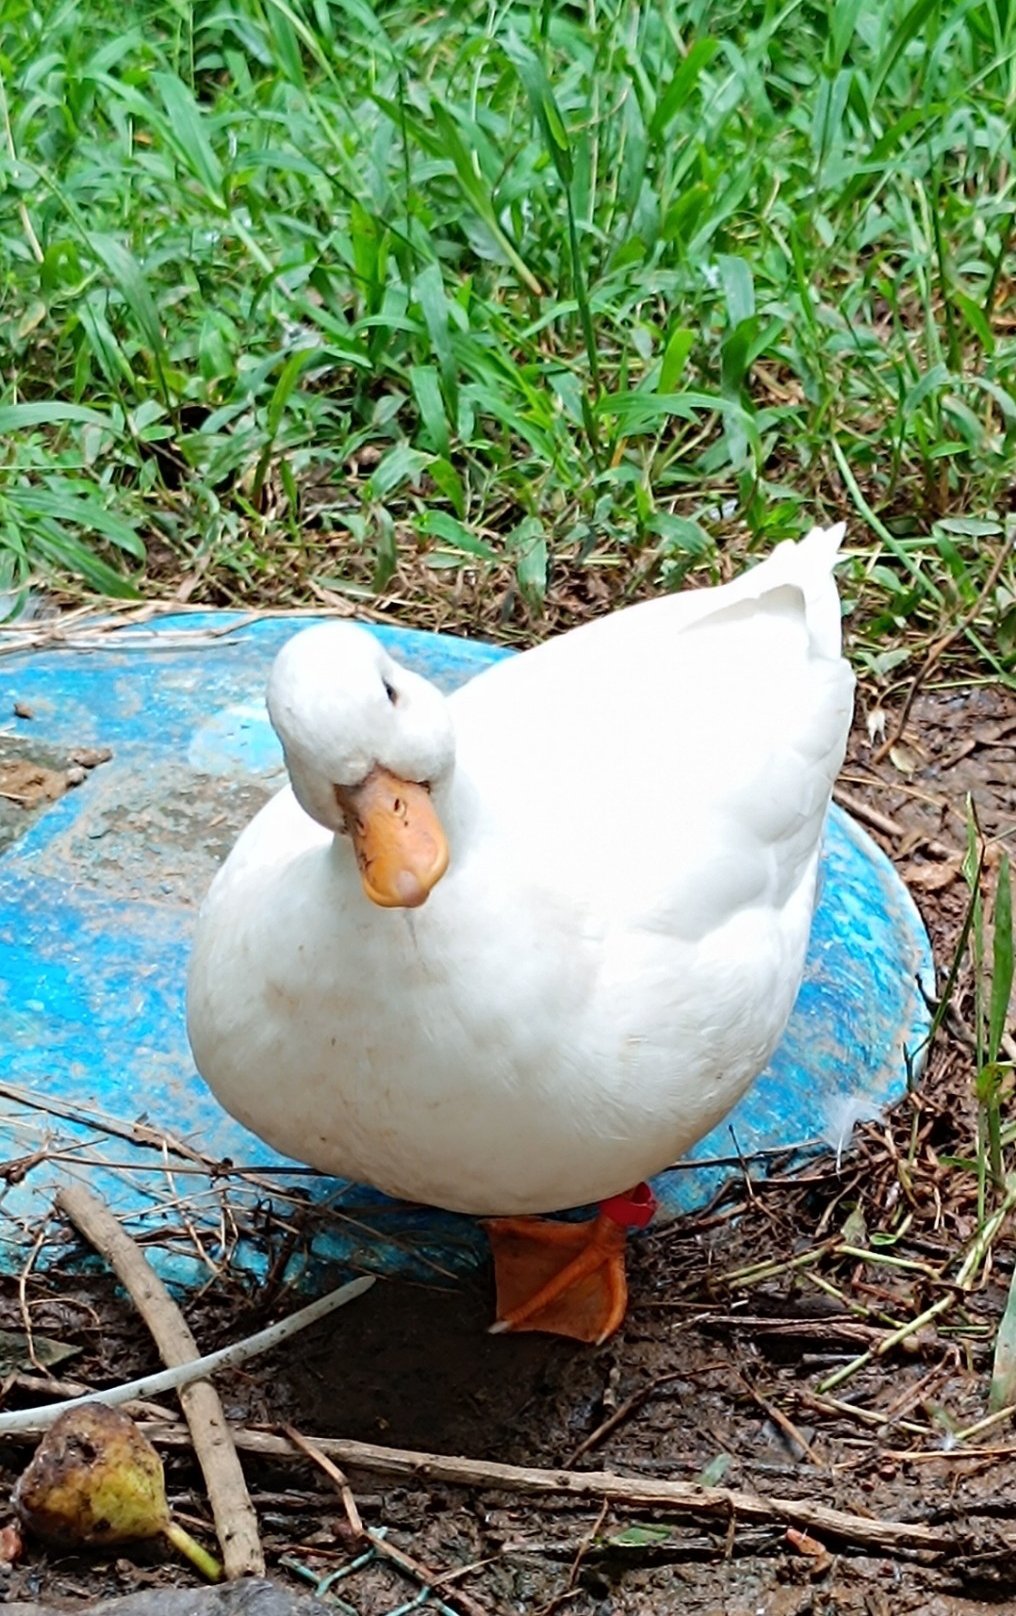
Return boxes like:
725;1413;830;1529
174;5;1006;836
4;1577;333;1616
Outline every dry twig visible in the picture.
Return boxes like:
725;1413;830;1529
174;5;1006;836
284;1425;363;1540
832;786;907;842
9;1372;177;1426
872;540;1014;766
285;1425;491;1616
818;1178;1016;1394
734;1370;826;1469
93;1422;960;1557
564;1371;685;1467
55;1184;265;1580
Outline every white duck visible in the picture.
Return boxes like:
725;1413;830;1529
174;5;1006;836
188;524;854;1341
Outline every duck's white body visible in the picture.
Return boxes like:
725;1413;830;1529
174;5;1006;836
188;527;854;1216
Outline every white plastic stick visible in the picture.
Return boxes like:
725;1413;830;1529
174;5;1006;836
0;1274;375;1436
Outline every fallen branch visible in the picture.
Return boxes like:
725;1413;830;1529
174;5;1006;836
54;1184;265;1580
79;1422;954;1558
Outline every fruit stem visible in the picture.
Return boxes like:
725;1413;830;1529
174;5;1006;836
164;1518;223;1582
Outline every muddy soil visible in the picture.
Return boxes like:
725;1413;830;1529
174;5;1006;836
0;684;1012;1615
0;738;111;855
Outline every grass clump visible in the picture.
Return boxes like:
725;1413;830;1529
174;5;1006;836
0;0;1013;671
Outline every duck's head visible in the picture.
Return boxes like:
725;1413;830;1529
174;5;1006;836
267;623;454;909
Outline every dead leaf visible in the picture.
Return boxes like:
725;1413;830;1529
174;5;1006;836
841;1204;868;1246
902;857;962;892
348;443;384;473
0;1521;23;1565
786;1526;830;1563
0;1328;81;1375
888;740;923;775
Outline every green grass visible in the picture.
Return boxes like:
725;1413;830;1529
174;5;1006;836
1;0;1014;677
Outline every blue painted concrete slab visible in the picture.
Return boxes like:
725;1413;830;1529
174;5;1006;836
0;613;935;1290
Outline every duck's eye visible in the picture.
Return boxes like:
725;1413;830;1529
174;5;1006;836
383;679;398;707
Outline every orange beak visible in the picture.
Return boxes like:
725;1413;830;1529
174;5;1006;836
334;766;449;908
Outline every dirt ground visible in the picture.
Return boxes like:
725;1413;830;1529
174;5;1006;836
0;670;1013;1614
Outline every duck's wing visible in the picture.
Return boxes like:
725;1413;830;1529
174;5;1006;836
450;528;854;934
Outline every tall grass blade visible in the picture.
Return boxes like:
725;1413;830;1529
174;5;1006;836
84;235;168;400
990;1260;1016;1412
989;853;1013;1064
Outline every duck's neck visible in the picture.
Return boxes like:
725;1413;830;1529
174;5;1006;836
432;764;470;841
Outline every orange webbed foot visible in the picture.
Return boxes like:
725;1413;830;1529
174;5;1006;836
483;1185;655;1345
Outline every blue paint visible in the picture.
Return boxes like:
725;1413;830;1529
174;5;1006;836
0;613;934;1289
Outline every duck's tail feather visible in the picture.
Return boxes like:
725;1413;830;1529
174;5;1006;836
743;521;847;661
684;521;847;662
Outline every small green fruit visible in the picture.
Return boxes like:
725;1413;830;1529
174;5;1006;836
13;1402;221;1581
